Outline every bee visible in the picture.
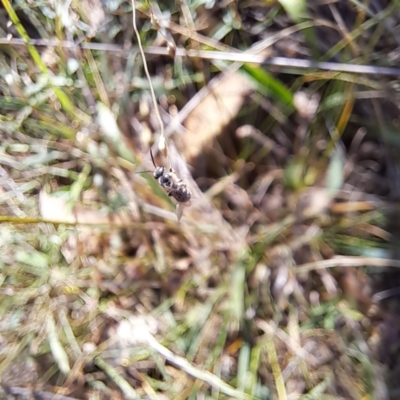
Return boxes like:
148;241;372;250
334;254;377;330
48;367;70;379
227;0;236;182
147;149;192;203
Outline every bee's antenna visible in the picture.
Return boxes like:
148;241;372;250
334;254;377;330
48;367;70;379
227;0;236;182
150;148;157;168
133;170;153;175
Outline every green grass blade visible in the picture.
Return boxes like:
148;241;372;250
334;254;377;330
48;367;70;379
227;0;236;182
1;0;78;119
242;64;294;111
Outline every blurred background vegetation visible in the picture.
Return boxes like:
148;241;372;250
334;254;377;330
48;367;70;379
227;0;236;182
1;0;400;399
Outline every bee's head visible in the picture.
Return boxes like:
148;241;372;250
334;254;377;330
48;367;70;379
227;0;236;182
153;166;165;179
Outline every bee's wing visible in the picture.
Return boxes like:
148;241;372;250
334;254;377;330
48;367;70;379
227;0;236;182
169;145;191;178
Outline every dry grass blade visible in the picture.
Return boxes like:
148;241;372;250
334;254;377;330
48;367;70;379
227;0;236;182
296;256;400;273
181;72;254;162
3;39;400;76
116;317;254;400
46;313;70;375
265;336;287;400
94;357;140;400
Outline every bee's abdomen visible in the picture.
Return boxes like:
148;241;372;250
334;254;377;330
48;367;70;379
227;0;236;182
173;188;191;203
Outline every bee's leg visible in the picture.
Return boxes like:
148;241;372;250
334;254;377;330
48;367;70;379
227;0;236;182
168;192;173;196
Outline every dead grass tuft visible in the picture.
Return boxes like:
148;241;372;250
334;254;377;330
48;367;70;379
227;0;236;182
1;0;400;399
